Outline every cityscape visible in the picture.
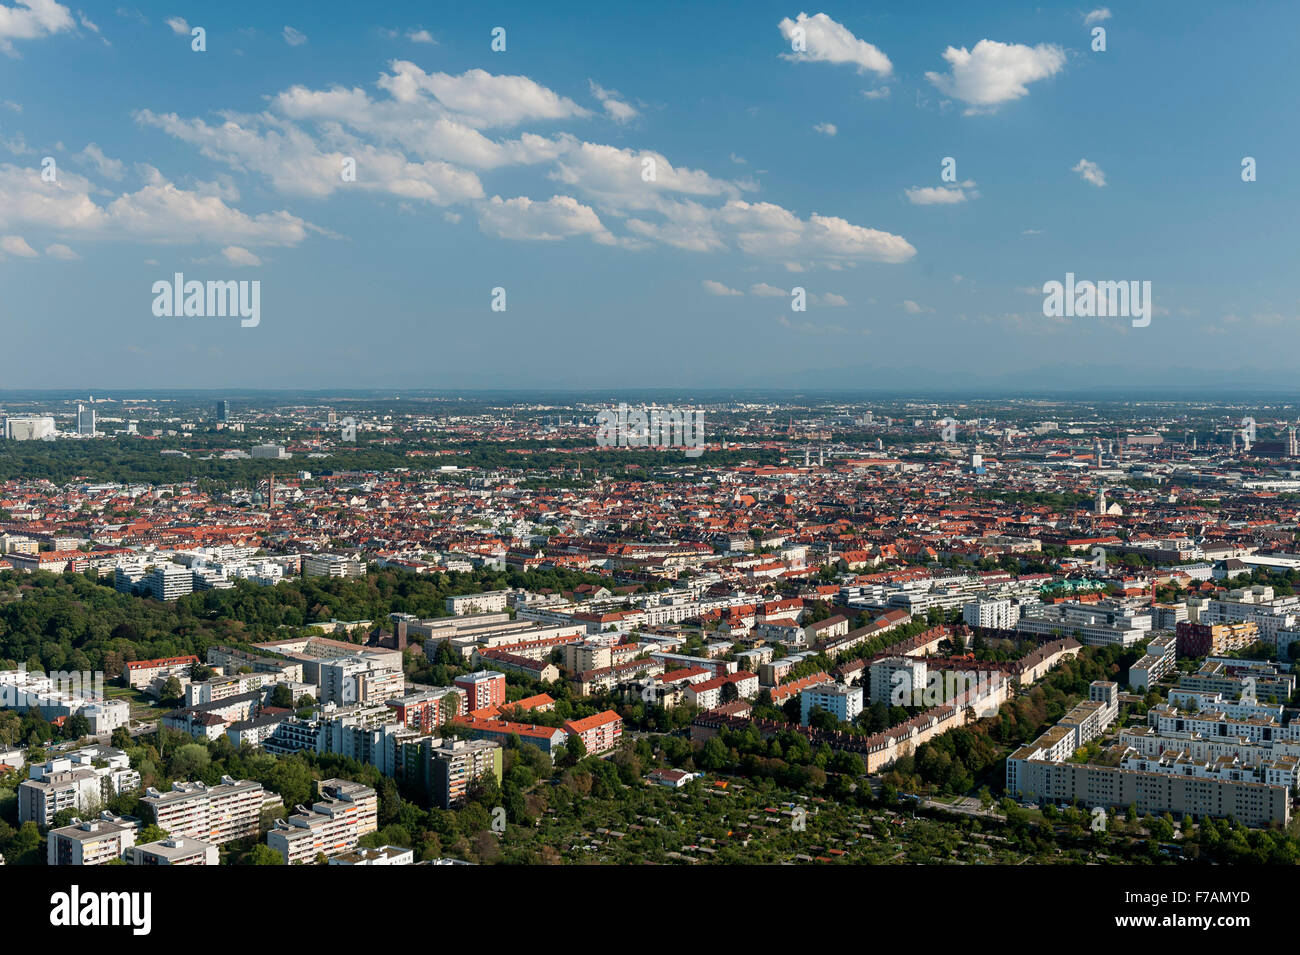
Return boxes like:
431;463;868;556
2;393;1300;876
0;0;1292;929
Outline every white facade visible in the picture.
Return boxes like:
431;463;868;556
963;597;1019;630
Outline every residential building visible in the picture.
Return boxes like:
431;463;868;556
140;776;266;845
47;814;136;866
304;553;366;578
266;778;378;864
454;670;507;713
125;836;219;865
801;683;865;725
425;737;503;809
563;710;623;756
19;747;140;826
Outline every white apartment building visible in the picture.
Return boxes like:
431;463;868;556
146;563;194;601
319;657;405;706
47;814;136;865
125;836;219;865
304;554;367;578
800;683;864;724
868;656;928;706
19;747;140;826
446;590;511;615
963;596;1020;630
1128;633;1177;691
1017;602;1151;648
140;776;266;845
0;668;129;734
266;778;378;864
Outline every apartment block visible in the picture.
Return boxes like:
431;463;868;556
125;836;219;865
19;747;140;827
1128;633;1177;691
304;554;366;578
963;596;1020;630
454;670;507;713
869;656;928;706
145;563;195;601
801;683;865;725
266;778;378;864
387;687;465;733
1176;621;1259;658
140;776;266;845
123;655;200;689
446;590;511;615
426;737;503;809
320;657;405;706
47;814;137;866
563;710;623;756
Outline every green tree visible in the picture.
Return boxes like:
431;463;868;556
247;844;284;865
564;733;587;766
159;676;184;705
269;684;294;709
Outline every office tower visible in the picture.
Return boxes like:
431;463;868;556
76;404;96;436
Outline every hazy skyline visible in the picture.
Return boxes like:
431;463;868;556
0;1;1296;389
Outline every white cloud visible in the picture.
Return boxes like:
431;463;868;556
407;28;434;44
902;300;932;314
141;62;917;266
0;0;75;53
862;87;890;100
1084;8;1112;25
813;122;837;136
626;199;915;266
589;80;638;123
925;39;1065;112
1072;157;1106;187
136;109;485;205
270;82;559;171
904;185;973;205
549;141;743;212
221;245;261;266
0;162;312;247
378;63;590;128
818;292;848;306
44;241;77;259
476;194;615;244
79;143;125;180
727;201;914;264
702;279;742;296
778;12;892;76
0;233;36;256
1;132;30;154
751;282;786;297
282;25;306;46
165;15;188;35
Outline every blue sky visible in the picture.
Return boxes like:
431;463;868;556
0;1;1296;391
